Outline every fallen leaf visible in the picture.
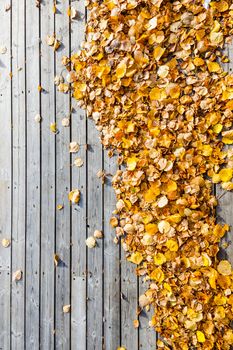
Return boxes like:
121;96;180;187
85;236;96;248
54;254;60;266
69;142;80;153
13;270;22;281
2;238;10;248
73;158;84;167
68;189;80;204
63;304;71;313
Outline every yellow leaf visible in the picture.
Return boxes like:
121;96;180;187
144;188;158;203
127;157;137;171
167;214;181;223
208;268;218;289
213;124;222;133
145;223;158;235
196;331;205;343
202;145;213;157
154;253;166;266
166;179;177;192
214;294;227;305
50;122;57;133
166;239;178;252
166;83;181;99
222;89;233;100
222;137;233;145
207;61;221;73
211;1;229;12
128;252;143;265
116;62;127;79
68;189;80;204
219;168;233;182
226;100;233;110
217;260;232;276
54;254;60;266
193;57;204;66
212;173;221;183
149;87;166;101
153;46;165;61
150;267;164;283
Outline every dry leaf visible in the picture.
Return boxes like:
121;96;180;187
63;304;71;313
0;46;7;54
93;230;103;239
73;158;84;167
85;236;96;248
62;118;70;127
50;122;57;133
13;270;22;281
68;189;80;204
54;254;60;267
5;4;11;11
69;142;80;153
2;238;10;248
35;114;41;123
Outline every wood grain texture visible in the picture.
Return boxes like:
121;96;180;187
0;3;11;350
86;119;104;350
139;279;157;350
25;2;40;348
40;1;56;348
103;152;121;350
121;255;139;350
11;1;26;349
54;1;71;349
70;1;87;348
216;42;233;267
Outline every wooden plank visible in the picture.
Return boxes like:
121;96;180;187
25;2;40;348
138;279;157;349
11;1;26;349
86;119;104;350
0;3;12;350
70;1;87;348
54;2;71;348
216;42;233;266
121;254;139;350
103;152;121;350
40;1;56;348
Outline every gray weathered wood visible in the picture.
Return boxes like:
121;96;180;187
139;279;157;349
86;120;104;350
103;152;121;350
0;4;11;350
40;1;56;348
11;1;26;349
25;2;40;348
121;255;139;350
55;1;71;348
70;1;87;348
216;42;233;267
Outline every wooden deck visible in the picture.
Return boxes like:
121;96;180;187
0;1;157;349
1;2;233;350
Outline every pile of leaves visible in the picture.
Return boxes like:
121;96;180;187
65;0;233;348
